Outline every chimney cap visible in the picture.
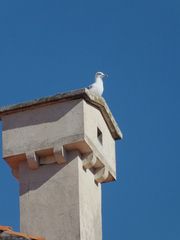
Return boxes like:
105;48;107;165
0;88;122;140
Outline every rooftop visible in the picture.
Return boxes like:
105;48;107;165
0;88;122;140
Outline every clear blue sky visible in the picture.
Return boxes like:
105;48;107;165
0;1;179;239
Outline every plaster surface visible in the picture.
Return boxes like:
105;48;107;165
79;160;102;240
2;99;117;181
20;152;102;240
0;88;122;140
2;99;83;157
84;101;115;174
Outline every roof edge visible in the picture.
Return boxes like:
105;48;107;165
0;88;123;140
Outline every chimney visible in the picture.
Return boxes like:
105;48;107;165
0;89;122;240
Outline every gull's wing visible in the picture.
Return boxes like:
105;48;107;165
87;82;95;89
87;84;93;89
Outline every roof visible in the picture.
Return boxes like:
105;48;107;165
0;88;122;140
0;226;45;240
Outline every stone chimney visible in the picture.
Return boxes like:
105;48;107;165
0;89;122;240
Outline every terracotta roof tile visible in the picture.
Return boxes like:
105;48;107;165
0;226;45;240
0;226;12;231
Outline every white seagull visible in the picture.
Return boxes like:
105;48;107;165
88;72;108;96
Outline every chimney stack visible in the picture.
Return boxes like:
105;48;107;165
0;89;122;240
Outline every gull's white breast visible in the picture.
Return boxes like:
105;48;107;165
88;78;104;96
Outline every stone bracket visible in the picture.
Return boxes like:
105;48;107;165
82;153;97;169
82;152;111;183
26;151;39;170
5;148;114;183
53;145;67;164
12;168;19;179
95;167;109;183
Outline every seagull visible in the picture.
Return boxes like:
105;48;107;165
88;72;108;96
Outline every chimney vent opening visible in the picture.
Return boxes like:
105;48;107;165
97;127;103;145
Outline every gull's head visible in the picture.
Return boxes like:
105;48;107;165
95;72;108;80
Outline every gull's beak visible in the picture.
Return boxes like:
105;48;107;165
103;73;108;78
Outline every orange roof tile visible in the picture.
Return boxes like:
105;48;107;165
0;226;45;240
0;225;12;231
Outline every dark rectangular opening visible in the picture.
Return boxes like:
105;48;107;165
97;127;103;145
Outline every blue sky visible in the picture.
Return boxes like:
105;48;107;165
0;0;179;239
